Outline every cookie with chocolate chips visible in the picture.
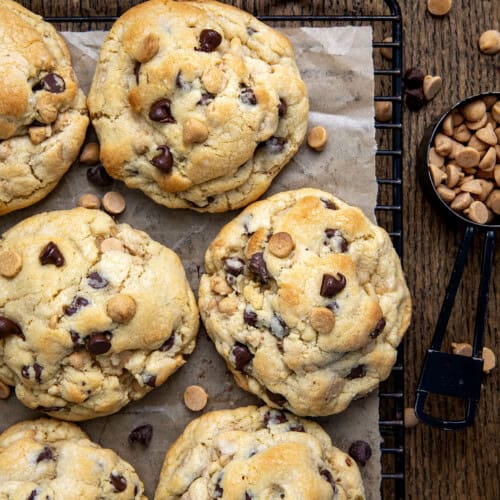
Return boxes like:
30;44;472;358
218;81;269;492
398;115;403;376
0;208;199;420
154;405;365;499
0;419;146;499
198;189;412;416
0;0;89;216
87;0;308;213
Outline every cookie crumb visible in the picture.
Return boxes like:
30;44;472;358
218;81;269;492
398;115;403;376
307;126;328;151
102;192;126;215
0;250;23;278
78;193;101;209
183;385;208;411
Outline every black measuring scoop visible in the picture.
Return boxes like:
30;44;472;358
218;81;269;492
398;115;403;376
415;92;499;430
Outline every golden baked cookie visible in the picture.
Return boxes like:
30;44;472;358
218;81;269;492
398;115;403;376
0;0;89;216
0;208;199;420
198;189;412;416
0;418;146;499
154;405;365;499
88;0;308;212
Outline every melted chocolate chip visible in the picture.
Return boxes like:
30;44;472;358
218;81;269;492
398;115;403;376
321;197;337;209
36;405;63;412
149;99;175;123
134;485;139;497
263;409;287;426
21;366;29;379
326;301;339;313
64;296;89;316
247;27;257;36
34;363;43;383
87;272;108;289
278;98;287;117
36;446;53;463
151;145;173;173
40;242;64;267
406;88;426;111
347;365;366;379
87;165;113;186
325;228;348;252
214;480;223;498
249;252;269;282
0;316;24;340
245;493;252;500
70;330;83;346
270;314;288;339
128;424;153;446
144;374;157;387
370;318;386;339
289;423;305;432
320;273;346;297
159;334;175;352
348;440;372;466
243;306;258;326
198;92;215;105
175;71;187;89
110;473;127;492
198;29;222;52
86;332;112;355
266;389;287;406
232;342;253;371
133;62;141;84
240;86;257;105
261;136;286;154
320;469;336;490
39;73;65;93
27;490;37;500
224;257;245;276
404;67;425;89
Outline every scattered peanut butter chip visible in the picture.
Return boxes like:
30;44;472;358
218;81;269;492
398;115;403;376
482;347;496;373
102;191;126;215
183;385;208;411
0;381;10;400
451;342;472;356
456;147;480;168
479;30;500;55
464;200;489;224
136;33;160;63
0;250;23;278
48;315;58;329
78;193;101;209
107;294;137;323
380;36;393;60
100;237;124;253
423;75;442;102
427;0;452;16
404;407;419;428
307;126;328;151
218;296;238;314
429;164;446;187
374;101;392;122
268;232;295;258
182;118;209;144
79;143;100;165
310;307;336;334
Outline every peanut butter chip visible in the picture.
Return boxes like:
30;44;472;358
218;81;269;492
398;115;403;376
464;201;489;224
201;67;225;94
429;147;445;167
427;0;452;15
380;36;393;60
446;164;462;188
451;342;472;356
137;33;160;63
79;143;100;165
0;250;23;278
436;185;456;203
210;276;232;296
268;232;295;258
462;100;486;123
78;193;101;209
478;147;496;171
466;114;488;131
456;147;480;168
0;381;10;400
310;307;336;334
100;237;124;253
450;192;472;211
487;190;500;215
29;125;52;145
479;30;500;55
429;164;446;187
476;124;498;146
48;315;58;329
423;75;442;102
307;126;328;151
102;191;126;215
404;407;419;428
183;385;208;411
482;347;496;373
183;118;209;144
375;101;392;122
218;296;238;314
107;294;137;324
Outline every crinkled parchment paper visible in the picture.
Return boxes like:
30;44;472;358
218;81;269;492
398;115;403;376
0;26;382;499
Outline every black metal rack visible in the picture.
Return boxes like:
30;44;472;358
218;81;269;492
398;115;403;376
42;1;405;497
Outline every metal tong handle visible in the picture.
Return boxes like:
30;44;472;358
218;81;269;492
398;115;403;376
415;226;496;430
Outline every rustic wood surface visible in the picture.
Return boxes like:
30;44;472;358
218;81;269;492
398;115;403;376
17;0;500;498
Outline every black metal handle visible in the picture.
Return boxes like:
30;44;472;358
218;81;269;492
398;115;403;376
415;227;496;430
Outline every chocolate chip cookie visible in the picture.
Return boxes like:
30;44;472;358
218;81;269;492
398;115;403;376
0;208;199;420
154;405;365;499
87;0;308;212
0;0;89;216
198;189;412;416
0;418;146;499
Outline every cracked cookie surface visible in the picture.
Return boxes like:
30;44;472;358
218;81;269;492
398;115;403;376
0;0;89;216
0;208;199;420
87;0;308;213
155;405;365;499
0;418;146;499
198;189;412;416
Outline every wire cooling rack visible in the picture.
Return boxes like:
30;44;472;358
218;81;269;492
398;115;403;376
36;0;405;497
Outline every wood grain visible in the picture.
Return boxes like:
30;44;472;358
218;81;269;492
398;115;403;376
16;0;500;498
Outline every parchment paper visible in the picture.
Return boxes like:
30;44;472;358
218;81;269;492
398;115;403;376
0;26;381;499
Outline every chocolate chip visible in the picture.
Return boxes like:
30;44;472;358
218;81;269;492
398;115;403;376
243;306;258;326
325;228;348;252
128;424;153;446
289;423;305;432
326;301;339;313
133;62;141;84
247;27;257;36
261;136;286;154
27;490;37;500
0;316;24;340
240;86;257;105
34;363;43;383
245;493;252;500
232;342;253;371
214;480;223;498
110;473;127;492
224;257;245;276
159;334;175;351
266;389;287;406
35;405;62;412
263;409;287;426
36;446;53;463
249;252;269;282
198;92;215;105
70;330;83;346
87;272;108;289
175;71;188;90
348;440;372;466
85;332;112;355
40;242;64;267
38;73;65;93
149;99;175;123
198;29;222;52
347;365;366;379
278;98;287;117
151;145;173;173
21;366;29;379
321;197;337;210
404;68;424;89
64;296;89;316
370;318;386;339
320;273;346;297
87;165;113;186
144;374;157;387
406;88;426;111
134;485;139;497
320;469;336;490
270;313;288;339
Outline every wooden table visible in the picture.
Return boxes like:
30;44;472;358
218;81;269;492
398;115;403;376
17;1;500;498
